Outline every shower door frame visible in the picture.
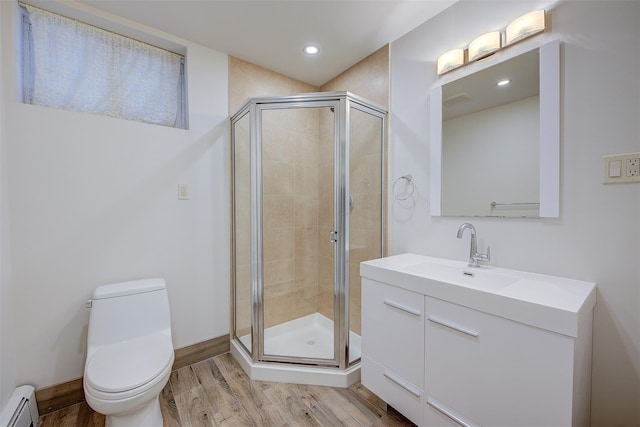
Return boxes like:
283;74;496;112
231;92;387;370
342;98;387;368
255;97;343;368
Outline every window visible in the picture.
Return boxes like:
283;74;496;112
20;4;187;129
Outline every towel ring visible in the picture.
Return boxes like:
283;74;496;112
393;175;415;200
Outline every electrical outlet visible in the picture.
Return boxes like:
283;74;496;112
603;152;640;183
627;158;639;177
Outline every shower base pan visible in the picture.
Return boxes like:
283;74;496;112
231;313;361;387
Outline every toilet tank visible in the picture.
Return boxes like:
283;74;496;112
87;278;172;351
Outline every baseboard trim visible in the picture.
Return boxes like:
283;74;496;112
35;378;85;416
172;334;230;371
35;334;230;415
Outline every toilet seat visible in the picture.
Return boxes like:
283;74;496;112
85;334;173;399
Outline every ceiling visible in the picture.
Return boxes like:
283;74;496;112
80;0;458;86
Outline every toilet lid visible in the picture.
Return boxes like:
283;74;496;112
86;334;173;393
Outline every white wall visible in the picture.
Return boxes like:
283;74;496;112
0;0;18;410
442;96;539;216
390;0;639;425
1;1;230;390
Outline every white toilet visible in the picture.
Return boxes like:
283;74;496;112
84;278;174;427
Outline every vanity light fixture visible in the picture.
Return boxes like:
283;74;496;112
436;49;465;75
468;32;502;62
303;44;320;55
436;9;546;75
506;10;546;46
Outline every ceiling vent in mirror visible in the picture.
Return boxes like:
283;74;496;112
443;93;473;107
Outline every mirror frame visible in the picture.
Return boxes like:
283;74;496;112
429;39;560;218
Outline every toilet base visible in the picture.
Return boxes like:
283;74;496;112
104;395;163;427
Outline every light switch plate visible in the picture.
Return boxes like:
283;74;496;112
178;184;189;199
608;160;622;177
603;152;640;184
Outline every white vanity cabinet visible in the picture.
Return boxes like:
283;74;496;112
425;297;578;426
360;254;596;427
361;278;424;425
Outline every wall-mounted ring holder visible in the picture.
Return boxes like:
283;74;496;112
392;175;415;200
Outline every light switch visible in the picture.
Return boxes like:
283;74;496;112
178;184;189;200
608;160;622;177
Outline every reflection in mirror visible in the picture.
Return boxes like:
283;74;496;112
429;40;559;218
442;49;540;217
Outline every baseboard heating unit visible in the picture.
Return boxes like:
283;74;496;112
0;386;39;427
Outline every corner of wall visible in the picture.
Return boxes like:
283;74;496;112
0;0;18;410
320;45;390;107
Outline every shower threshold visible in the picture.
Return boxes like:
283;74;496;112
232;313;361;387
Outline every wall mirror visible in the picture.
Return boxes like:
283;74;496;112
429;40;559;218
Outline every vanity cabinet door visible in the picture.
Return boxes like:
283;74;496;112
361;278;424;425
425;297;575;427
362;278;424;386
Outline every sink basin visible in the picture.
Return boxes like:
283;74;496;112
403;261;519;292
360;253;597;337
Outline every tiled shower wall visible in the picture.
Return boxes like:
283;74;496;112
261;107;322;328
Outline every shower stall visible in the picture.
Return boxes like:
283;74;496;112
230;92;386;386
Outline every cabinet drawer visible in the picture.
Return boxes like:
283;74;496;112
425;297;574;426
362;356;423;426
424;396;480;427
362;278;424;386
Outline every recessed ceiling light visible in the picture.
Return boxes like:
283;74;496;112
497;79;511;87
303;44;320;55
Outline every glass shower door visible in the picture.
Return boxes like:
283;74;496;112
259;103;339;365
347;102;385;365
232;112;252;353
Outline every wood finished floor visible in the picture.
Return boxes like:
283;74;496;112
39;353;416;427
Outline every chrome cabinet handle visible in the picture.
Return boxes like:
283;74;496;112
427;316;479;337
383;299;421;317
329;230;338;243
427;398;475;427
383;370;422;397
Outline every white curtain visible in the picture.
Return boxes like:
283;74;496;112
24;4;185;128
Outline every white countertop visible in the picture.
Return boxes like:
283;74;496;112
360;253;596;337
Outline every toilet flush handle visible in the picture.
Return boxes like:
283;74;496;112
85;299;93;308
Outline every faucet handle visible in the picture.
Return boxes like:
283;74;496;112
473;246;490;263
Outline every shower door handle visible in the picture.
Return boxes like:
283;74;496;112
329;230;338;243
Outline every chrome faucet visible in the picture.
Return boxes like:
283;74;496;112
456;223;490;268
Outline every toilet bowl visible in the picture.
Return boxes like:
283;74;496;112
84;278;174;427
